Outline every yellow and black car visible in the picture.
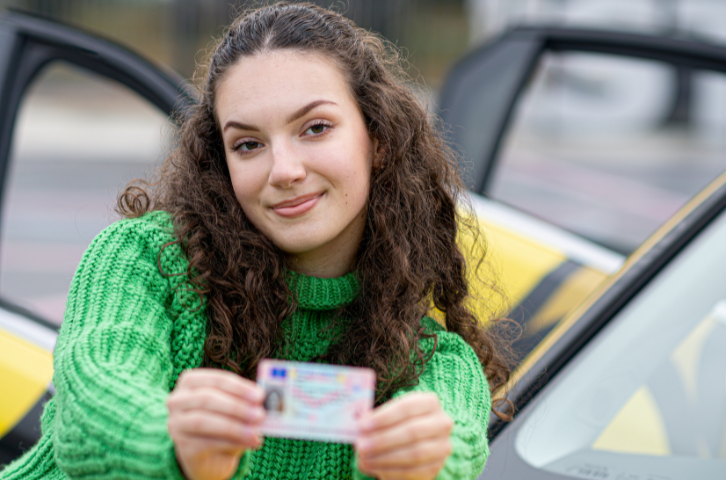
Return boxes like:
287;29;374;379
443;26;726;479
483;158;726;480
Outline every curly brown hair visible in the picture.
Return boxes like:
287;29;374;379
117;1;512;412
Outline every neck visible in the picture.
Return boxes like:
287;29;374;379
289;247;355;278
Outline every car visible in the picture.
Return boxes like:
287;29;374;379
1;10;720;471
438;27;726;479
480;157;726;480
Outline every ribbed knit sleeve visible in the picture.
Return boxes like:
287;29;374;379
353;317;492;480
0;399;66;479
48;214;195;480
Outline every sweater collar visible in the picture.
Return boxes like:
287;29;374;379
286;270;359;311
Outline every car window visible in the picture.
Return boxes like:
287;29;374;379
492;52;726;254
514;204;726;479
0;62;172;325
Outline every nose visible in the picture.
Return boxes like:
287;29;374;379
268;141;306;188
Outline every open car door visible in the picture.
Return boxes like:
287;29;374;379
440;26;726;255
0;10;192;465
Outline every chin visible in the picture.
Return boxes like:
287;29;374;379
273;235;329;256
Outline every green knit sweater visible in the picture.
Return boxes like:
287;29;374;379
0;211;491;480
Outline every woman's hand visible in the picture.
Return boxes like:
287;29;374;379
167;369;266;480
355;392;454;480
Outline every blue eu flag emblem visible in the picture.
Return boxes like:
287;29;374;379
272;368;287;378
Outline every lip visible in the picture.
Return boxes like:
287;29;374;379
270;192;324;218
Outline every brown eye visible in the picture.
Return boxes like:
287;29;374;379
237;141;261;152
305;123;329;135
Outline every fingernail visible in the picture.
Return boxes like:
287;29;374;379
356;438;370;452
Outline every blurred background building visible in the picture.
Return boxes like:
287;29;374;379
0;0;471;87
467;0;726;46
1;0;725;87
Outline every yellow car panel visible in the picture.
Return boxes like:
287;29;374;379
0;329;53;437
433;211;599;328
481;220;568;312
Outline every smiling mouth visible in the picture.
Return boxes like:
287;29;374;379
271;192;324;218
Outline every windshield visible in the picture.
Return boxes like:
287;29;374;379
515;206;726;479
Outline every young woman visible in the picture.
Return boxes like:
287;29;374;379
0;3;510;480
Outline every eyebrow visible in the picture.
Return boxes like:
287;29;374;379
222;99;337;133
286;100;336;124
222;120;259;133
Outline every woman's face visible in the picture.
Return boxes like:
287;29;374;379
216;50;375;276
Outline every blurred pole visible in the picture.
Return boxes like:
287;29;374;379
657;0;679;32
658;0;692;129
172;0;201;78
345;0;410;43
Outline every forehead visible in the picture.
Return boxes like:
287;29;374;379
215;50;354;120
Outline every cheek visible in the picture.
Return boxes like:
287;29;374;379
349;152;373;206
327;134;373;202
346;170;371;207
227;159;267;211
319;150;371;208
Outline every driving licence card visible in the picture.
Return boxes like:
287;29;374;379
257;359;376;443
